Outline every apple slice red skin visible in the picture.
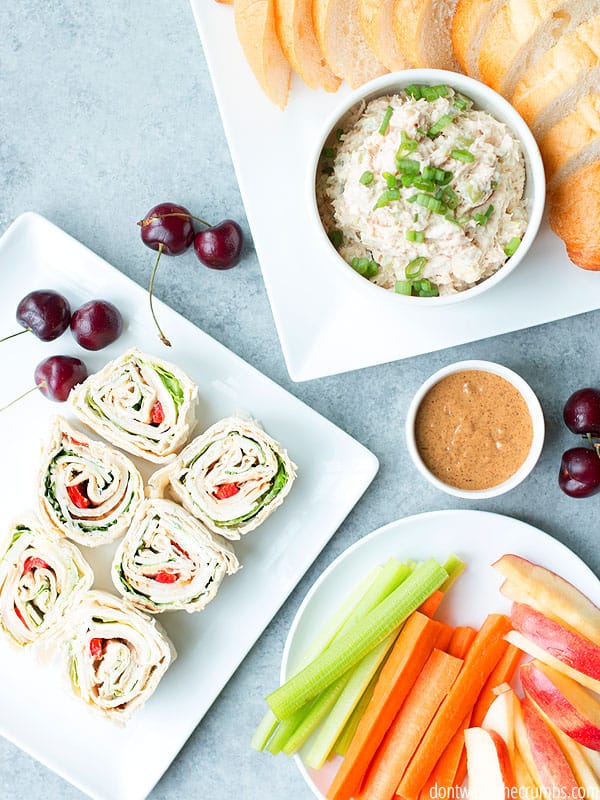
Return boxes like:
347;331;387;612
465;727;515;800
511;602;600;681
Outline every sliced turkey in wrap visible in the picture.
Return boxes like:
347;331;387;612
38;417;144;547
0;517;93;648
148;416;296;539
69;348;198;463
112;498;239;614
62;590;175;723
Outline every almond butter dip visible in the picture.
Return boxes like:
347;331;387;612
414;370;533;490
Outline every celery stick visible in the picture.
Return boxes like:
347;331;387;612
251;565;382;752
281;676;349;755
266;705;313;755
333;666;381;756
266;558;448;720
441;554;466;592
304;630;397;769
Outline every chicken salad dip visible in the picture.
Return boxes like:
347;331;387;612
317;85;528;297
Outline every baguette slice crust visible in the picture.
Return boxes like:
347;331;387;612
540;93;600;180
359;0;410;71
452;0;508;76
393;0;461;70
313;0;388;89
511;15;600;126
234;0;292;109
274;0;340;91
550;161;600;270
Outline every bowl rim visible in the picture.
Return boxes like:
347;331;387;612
308;68;546;306
404;359;545;499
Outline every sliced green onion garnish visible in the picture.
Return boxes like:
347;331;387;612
373;188;400;209
406;230;425;243
359;170;374;185
394;280;412;295
379;105;394;135
453;93;473;111
419;286;439;297
335;128;343;141
323;147;335;159
451;149;475;162
416;127;428;136
398;131;418;155
383;172;398;188
351;257;379;277
401;174;415;187
422;85;449;101
504;237;521;257
441;186;459;210
474;204;494;225
365;260;379;278
413;213;419;222
404;84;422;99
428;114;454;137
413;178;436;192
415;193;447;214
328;229;343;248
418;278;431;291
422;166;453;185
405;256;427;279
396;158;420;174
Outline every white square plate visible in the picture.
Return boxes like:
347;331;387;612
0;212;378;800
191;3;600;382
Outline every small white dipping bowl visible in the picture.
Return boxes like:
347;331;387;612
405;359;545;499
309;69;545;306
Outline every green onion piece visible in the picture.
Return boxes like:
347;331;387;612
328;229;343;248
383;171;398;188
474;204;494;225
351;257;370;275
394;280;412;295
379;105;394;135
428;114;454;137
416;127;427;136
365;260;379;278
335;127;343;141
374;188;400;209
398;130;418;155
418;278;431;291
405;256;427;279
323;147;335;159
415;193;447;214
441;186;459;210
406;230;425;243
396;158;420;174
404;84;422;99
359;170;374;185
413;178;436;193
407;194;419;203
451;148;475;162
504;236;521;257
401;174;415;187
422;166;453;185
422;84;449;101
419;287;439;297
453;92;473;111
491;179;499;189
413;213;419;222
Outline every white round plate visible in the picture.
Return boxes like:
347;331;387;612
281;509;600;800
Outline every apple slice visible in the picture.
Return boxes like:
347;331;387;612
465;727;515;800
548;719;600;797
521;660;600;750
506;630;600;694
581;743;600;776
511;602;600;682
481;685;516;762
518;696;580;796
513;749;538;794
233;0;292;109
493;554;600;646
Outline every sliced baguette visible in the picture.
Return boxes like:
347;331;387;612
274;0;340;91
540;93;600;181
313;0;388;89
534;64;600;136
391;0;462;70
511;15;600;127
234;0;292;109
549;160;600;270
359;0;410;72
452;0;509;77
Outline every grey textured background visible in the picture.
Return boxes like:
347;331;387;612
0;2;598;799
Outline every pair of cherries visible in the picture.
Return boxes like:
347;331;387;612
559;388;600;498
139;203;243;347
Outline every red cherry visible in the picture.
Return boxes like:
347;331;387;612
138;203;195;256
34;355;88;402
194;220;243;270
558;447;600;498
71;300;123;350
563;388;600;437
2;290;71;344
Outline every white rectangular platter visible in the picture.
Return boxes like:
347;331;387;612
0;212;378;800
191;2;600;382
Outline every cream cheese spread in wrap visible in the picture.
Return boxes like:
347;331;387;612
112;498;239;614
69;348;198;463
62;590;175;723
148;416;296;540
0;517;93;648
38;417;144;547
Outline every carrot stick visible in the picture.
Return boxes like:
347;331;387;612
434;622;453;652
358;649;463;800
326;612;446;800
418;590;444;617
418;712;471;800
447;627;476;659
396;613;512;800
470;643;522;727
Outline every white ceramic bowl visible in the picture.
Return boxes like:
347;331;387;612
405;359;545;498
309;69;546;306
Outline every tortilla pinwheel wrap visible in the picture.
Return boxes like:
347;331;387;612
148;416;296;540
38;417;144;547
69;348;198;464
112;498;239;614
62;590;175;723
0;517;93;648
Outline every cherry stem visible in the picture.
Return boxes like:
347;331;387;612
584;433;600;459
0;327;31;344
0;382;45;413
137;212;213;229
148;244;171;348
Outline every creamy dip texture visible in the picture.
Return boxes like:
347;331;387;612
318;86;528;296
